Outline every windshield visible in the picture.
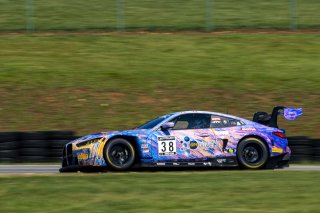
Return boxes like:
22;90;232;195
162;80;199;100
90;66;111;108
136;114;173;129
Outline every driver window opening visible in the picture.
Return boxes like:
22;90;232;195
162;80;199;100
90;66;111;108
170;113;211;130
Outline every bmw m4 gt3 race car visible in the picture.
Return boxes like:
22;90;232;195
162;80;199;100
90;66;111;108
60;106;302;172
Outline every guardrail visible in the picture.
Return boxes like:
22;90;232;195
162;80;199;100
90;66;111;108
0;131;319;163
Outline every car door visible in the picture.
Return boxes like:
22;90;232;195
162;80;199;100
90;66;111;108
149;113;217;162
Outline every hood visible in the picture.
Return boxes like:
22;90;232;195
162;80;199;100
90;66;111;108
69;128;151;145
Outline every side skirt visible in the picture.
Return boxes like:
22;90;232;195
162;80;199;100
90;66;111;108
141;157;238;168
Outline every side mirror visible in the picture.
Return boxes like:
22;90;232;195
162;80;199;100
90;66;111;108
160;122;174;130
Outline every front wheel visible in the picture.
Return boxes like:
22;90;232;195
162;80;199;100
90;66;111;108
237;138;268;169
104;138;135;171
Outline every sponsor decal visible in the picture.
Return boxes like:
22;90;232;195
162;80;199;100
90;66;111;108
215;130;229;136
203;162;212;166
224;148;236;154
211;117;221;124
217;159;227;164
78;153;88;160
272;147;283;153
189;141;198;149
158;136;176;156
156;162;166;166
228;158;236;163
173;162;180;166
158;136;175;141
241;127;256;131
188;162;195;166
142;148;149;153
198;142;216;149
141;144;148;148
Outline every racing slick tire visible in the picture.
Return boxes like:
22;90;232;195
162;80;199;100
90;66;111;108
237;138;268;169
104;138;135;171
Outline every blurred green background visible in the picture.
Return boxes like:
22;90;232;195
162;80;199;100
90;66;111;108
1;34;319;136
0;0;319;137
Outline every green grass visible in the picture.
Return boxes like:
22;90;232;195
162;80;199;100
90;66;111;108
0;33;319;137
0;171;319;212
0;0;319;31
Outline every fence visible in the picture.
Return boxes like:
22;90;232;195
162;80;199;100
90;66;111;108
0;131;319;163
0;0;319;32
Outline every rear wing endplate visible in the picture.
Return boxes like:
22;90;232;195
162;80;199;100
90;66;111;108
253;106;303;128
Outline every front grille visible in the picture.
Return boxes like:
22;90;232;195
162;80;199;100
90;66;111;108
66;144;73;165
62;146;67;167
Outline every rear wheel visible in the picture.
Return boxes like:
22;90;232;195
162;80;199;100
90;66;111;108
104;138;135;171
237;138;268;169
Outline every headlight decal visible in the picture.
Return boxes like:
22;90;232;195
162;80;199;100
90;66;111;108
76;137;104;148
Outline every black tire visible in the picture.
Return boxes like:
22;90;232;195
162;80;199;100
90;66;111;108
0;132;19;142
45;131;75;140
312;140;320;148
19;140;47;149
0;141;17;150
0;158;16;163
48;149;64;157
19;148;46;156
290;155;312;162
104;138;135;171
20;132;47;140
47;140;70;149
0;150;17;158
19;156;46;163
288;136;310;146
237;138;269;169
290;146;312;155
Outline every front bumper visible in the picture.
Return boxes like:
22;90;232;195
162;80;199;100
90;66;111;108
62;143;79;167
60;143;107;172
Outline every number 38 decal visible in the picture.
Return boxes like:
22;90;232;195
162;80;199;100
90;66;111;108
158;136;177;156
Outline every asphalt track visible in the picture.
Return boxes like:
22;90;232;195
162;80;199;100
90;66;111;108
0;165;320;174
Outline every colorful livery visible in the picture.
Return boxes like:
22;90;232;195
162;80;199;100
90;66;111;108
60;106;302;172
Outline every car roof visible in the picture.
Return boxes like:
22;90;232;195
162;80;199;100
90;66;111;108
151;110;263;131
170;110;245;120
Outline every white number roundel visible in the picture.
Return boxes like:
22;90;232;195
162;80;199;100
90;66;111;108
158;136;176;156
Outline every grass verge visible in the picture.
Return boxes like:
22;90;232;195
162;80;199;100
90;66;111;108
0;171;319;212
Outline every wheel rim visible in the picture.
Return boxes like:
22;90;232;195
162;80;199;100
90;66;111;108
242;145;261;164
109;144;131;166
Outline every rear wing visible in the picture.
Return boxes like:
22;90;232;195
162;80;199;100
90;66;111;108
253;106;303;128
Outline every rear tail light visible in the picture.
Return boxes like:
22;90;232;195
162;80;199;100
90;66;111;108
273;131;286;139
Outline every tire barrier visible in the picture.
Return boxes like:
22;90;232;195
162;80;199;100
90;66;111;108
312;139;320;162
287;136;320;162
287;136;313;162
0;131;76;163
0;132;19;163
0;132;319;163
